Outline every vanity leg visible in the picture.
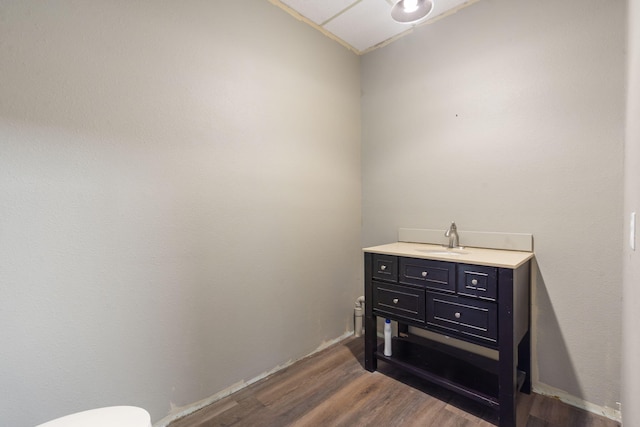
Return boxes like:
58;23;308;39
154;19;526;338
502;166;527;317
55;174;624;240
397;322;409;337
364;315;377;372
364;253;377;372
498;268;516;427
518;331;532;394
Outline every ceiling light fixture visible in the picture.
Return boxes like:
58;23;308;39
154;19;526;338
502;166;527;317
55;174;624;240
391;0;434;24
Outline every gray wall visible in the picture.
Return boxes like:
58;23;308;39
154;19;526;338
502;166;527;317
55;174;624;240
1;0;631;424
623;0;640;425
0;1;362;425
361;0;625;413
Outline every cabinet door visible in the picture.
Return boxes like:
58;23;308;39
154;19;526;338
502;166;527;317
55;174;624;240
457;264;498;301
372;254;398;283
426;292;497;347
373;282;426;324
399;258;455;292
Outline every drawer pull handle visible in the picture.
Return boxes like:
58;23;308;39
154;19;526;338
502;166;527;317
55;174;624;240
471;279;478;285
421;271;428;277
380;265;387;271
454;312;461;319
393;298;399;304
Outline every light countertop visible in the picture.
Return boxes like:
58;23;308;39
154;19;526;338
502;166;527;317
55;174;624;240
363;242;534;269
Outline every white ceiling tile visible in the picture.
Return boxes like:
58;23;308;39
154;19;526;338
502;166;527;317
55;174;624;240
429;0;474;20
280;0;359;25
273;0;480;53
323;0;408;52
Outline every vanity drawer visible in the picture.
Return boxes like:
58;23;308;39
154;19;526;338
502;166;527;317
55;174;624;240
456;264;498;301
372;254;398;283
399;258;456;293
373;282;425;324
426;292;497;346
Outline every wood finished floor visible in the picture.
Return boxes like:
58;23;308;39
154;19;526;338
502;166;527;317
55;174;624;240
168;337;619;427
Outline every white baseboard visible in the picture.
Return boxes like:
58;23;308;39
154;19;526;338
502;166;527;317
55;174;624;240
152;333;622;426
153;331;354;427
533;382;622;423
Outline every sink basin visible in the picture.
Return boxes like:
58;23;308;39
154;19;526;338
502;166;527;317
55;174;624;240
417;248;469;256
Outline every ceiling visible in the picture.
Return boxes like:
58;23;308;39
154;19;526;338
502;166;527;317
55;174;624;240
269;0;479;54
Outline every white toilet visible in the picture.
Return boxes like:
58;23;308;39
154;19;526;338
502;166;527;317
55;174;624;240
36;406;151;427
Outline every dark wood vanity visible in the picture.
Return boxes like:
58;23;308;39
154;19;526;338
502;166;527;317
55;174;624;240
364;243;533;427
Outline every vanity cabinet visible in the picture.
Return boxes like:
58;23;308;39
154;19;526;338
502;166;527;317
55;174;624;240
364;244;532;427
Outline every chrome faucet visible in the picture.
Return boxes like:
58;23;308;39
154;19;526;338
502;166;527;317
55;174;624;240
445;221;459;248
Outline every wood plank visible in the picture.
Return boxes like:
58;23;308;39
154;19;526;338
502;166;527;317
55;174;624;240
168;337;620;427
